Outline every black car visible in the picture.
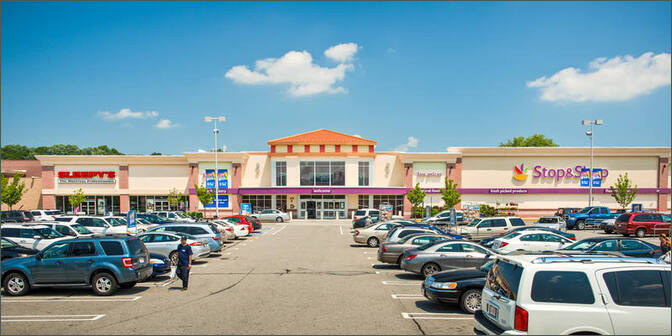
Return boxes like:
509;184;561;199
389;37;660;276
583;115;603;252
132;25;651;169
149;253;171;278
480;226;576;248
0;238;39;260
0;210;35;223
422;260;492;314
562;237;660;258
352;216;381;229
245;216;262;231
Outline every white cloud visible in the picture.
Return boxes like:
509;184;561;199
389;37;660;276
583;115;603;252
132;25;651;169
225;43;359;97
155;119;177;129
395;136;419;152
98;108;159;121
324;43;360;63
197;149;208;153
527;52;671;102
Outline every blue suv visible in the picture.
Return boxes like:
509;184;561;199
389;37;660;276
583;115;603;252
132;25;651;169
1;236;152;296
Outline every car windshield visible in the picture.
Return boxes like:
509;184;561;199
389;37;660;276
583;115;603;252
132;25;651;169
355;210;366;216
107;218;126;226
538;217;557;223
564;240;599;250
175;213;188;218
36;227;64;239
417;240;444;251
467;219;481;227
173;232;197;240
501;232;522;239
142;214;163;223
480;260;494;272
46;210;61;216
1;238;17;248
398;234;426;244
71;224;92;234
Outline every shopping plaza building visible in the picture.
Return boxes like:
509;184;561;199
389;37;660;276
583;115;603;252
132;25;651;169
26;129;671;218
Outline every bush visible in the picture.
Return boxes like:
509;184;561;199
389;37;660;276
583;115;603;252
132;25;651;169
479;204;497;217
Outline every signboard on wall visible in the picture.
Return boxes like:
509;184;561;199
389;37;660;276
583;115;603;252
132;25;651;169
204;195;229;208
204;169;228;189
127;211;137;235
580;168;603;187
241;203;251;216
57;171;116;184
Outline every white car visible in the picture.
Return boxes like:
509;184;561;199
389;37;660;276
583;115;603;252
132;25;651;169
492;230;574;254
0;224;68;250
154;211;195;223
385;227;440;243
44;222;94;238
210;221;236;240
214;220;249;238
353;208;380;222
54;216;127;235
29;210;63;222
535;216;567;231
475;253;671;335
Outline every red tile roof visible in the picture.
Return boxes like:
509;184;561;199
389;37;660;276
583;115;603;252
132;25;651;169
267;129;377;146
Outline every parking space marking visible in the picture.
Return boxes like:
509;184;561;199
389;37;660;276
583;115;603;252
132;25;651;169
161;278;176;287
272;225;288;236
382;280;422;285
2;296;142;303
391;294;424;299
401;312;472;320
367;257;374;260
1;314;106;322
362;252;376;254
339;225;343;235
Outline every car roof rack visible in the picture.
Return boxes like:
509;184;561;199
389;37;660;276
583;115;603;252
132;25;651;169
532;255;665;265
506;250;626;257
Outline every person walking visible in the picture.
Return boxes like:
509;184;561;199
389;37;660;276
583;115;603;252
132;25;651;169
176;236;192;291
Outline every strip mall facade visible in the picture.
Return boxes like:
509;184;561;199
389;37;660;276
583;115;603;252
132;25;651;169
35;130;671;218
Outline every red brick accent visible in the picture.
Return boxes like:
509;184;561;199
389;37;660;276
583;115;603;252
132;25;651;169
1;160;42;177
369;145;374;153
658;157;669;211
352;145;358;153
446;158;463;209
41;166;54;189
403;163;413;217
320;145;325;153
305;145;310;153
188;163;198;188
42;194;55;209
119;165;129;189
119;194;129;213
231;194;240;216
287;145;293;153
232;163;242;215
189;194;199;211
335;145;340;152
271;145;276;153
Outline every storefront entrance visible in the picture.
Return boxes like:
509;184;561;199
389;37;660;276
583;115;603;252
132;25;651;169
306;201;317;219
299;195;346;219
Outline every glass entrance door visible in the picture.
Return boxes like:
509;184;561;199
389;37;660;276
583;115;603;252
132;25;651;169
306;201;316;219
81;201;96;215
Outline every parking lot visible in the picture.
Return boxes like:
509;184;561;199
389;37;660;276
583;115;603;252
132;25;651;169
0;220;664;335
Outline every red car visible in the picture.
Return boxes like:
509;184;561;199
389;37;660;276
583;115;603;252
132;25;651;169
221;216;254;233
614;212;671;238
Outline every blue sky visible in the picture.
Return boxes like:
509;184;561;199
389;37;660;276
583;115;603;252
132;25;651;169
1;1;670;154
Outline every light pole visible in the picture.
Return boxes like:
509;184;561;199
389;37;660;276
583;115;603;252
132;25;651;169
205;116;226;218
582;119;603;207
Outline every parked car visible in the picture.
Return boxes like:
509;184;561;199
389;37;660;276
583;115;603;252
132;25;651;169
534;216;566;231
614;212;671;238
480;226;576;248
352;222;397;247
353;208;380;223
352;215;381;229
385;227;441;243
210;221;237;240
135;218;159;232
136;213;172;225
601;218;616;233
154;211;196;223
378;233;451;265
553;207;580;217
221;216;255;233
251;209;289;223
562;237;661;258
401;240;493;277
55;216;127;235
492;230;574;254
148;253;171;278
0;224;68;250
565;206;620;230
386;223;462;241
29;209;62;222
1;236;152;296
454;217;526;241
246;215;262;230
423;260;493;314
1;238;39;260
474;253;670;335
424;210;465;224
138;232;210;264
1;210;35;223
147;223;223;252
44;222;94;238
214;220;249;238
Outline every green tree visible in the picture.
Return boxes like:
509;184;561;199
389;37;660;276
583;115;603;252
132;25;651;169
1;145;33;160
610;173;639;210
1;144;124;160
499;134;558;147
406;183;426;219
479;204;497;217
69;188;86;213
150;152;162;156
1;173;28;210
440;178;461;210
167;188;183;211
194;183;215;217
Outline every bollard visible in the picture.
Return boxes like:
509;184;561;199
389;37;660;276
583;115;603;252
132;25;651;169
289;211;292;221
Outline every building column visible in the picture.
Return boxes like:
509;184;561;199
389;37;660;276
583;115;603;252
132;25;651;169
403;163;413;217
41;165;56;209
120;194;130;213
658;157;669;211
187;163;200;212
232;163;242;214
42;195;56;209
446;158;463;209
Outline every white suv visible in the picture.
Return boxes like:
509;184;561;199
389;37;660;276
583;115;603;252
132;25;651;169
0;224;68;250
54;216;127;235
30;210;62;222
474;253;671;335
353;208;380;222
456;217;527;241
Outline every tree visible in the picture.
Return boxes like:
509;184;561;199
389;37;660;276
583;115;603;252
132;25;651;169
610;173;639;210
167;188;183;211
69;188;86;214
479;204;497;217
406;183;426;218
1;145;33;160
499;134;558;147
1;144;124;160
150;152;162;156
1;173;28;210
440;178;461;210
194;183;215;217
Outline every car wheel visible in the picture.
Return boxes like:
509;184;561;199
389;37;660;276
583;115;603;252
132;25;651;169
276;217;283;223
460;289;482;314
396;255;403;265
636;228;646;238
367;237;379;248
169;251;178;265
422;263;440;277
92;272;118;296
119;281;136;289
605;228;613;234
576;220;585;230
3;272;29;296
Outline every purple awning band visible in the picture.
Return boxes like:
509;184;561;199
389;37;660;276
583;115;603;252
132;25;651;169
188;187;671;195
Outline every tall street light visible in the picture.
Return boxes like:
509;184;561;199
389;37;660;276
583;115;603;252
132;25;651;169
205;116;226;218
582;119;603;207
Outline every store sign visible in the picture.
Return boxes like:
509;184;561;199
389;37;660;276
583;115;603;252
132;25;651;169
204;195;229;208
489;188;528;194
57;171;116;184
416;170;443;177
513;164;529;181
512;165;610;182
204;169;228;189
313;189;332;193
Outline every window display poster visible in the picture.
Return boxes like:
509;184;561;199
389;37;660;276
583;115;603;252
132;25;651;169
204;169;216;189
204;169;228;189
205;195;229;208
241;203;251;216
580;168;602;187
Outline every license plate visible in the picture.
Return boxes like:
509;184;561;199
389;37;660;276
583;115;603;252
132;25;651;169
486;303;499;319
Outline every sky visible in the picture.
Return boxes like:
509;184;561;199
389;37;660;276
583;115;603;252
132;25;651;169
1;1;670;155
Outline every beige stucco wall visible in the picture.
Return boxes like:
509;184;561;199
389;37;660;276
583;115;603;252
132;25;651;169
413;162;447;188
129;164;189;194
54;165;120;195
462;156;659;189
373;155;403;187
240;155;270;187
1;177;42;210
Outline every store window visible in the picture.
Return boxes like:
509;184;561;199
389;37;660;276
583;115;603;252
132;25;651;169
299;161;345;186
276;195;288;212
55;195;122;215
275;162;287;186
358;162;370;186
242;195;273;213
373;195;404;215
129;195;189;213
358;195;370;209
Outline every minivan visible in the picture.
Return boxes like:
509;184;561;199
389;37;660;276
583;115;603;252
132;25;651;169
614;212;671;238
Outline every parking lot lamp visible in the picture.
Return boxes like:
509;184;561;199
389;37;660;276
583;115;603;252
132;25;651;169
582;120;603;207
205;116;226;218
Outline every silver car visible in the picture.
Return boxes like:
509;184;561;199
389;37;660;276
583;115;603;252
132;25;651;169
138;232;210;265
251;209;290;223
378;233;451;264
400;240;493;277
147;223;223;252
535;216;567;231
352;222;396;247
385;227;441;243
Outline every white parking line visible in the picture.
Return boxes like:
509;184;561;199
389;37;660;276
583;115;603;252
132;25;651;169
367;257;374;260
272;225;287;236
382;280;421;285
401;312;472;320
1;314;106;322
192;264;208;268
339;225;343;235
161;279;176;287
2;296;141;303
362;252;376;254
391;294;425;299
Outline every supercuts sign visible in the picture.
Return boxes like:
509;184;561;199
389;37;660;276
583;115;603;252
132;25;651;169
58;171;116;184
